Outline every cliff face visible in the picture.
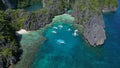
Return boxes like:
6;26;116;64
72;0;118;46
24;9;48;30
83;13;106;46
12;0;69;30
0;11;21;68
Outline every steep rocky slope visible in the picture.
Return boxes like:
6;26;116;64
72;0;118;46
0;11;21;68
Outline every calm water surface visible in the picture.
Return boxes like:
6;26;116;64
30;1;120;68
24;4;42;11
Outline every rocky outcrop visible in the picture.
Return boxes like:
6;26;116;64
72;0;118;46
83;13;106;46
99;0;118;13
0;55;17;68
24;0;69;30
24;11;49;30
4;0;69;31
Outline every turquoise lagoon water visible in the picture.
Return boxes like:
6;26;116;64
30;11;120;68
24;4;43;11
31;22;90;68
18;1;120;68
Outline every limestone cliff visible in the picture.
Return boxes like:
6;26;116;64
2;0;68;31
72;0;118;46
0;11;21;68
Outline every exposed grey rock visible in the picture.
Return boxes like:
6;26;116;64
83;14;106;46
24;12;49;30
24;0;69;30
72;0;107;46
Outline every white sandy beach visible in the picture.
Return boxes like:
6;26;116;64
16;29;30;34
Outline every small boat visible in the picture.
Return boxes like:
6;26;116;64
53;26;58;29
56;39;65;45
68;28;71;31
73;32;77;36
58;25;63;28
75;30;78;32
52;31;57;34
73;29;78;36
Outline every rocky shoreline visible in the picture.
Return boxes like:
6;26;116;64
102;8;117;13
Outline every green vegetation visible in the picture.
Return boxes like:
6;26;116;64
73;0;118;25
100;0;118;9
3;47;13;57
17;0;29;8
13;0;69;30
45;0;69;21
5;9;26;30
0;10;19;59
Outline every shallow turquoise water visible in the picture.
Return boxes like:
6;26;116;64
31;22;92;68
31;13;120;68
31;14;120;68
30;1;120;68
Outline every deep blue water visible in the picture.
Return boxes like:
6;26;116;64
31;1;120;68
